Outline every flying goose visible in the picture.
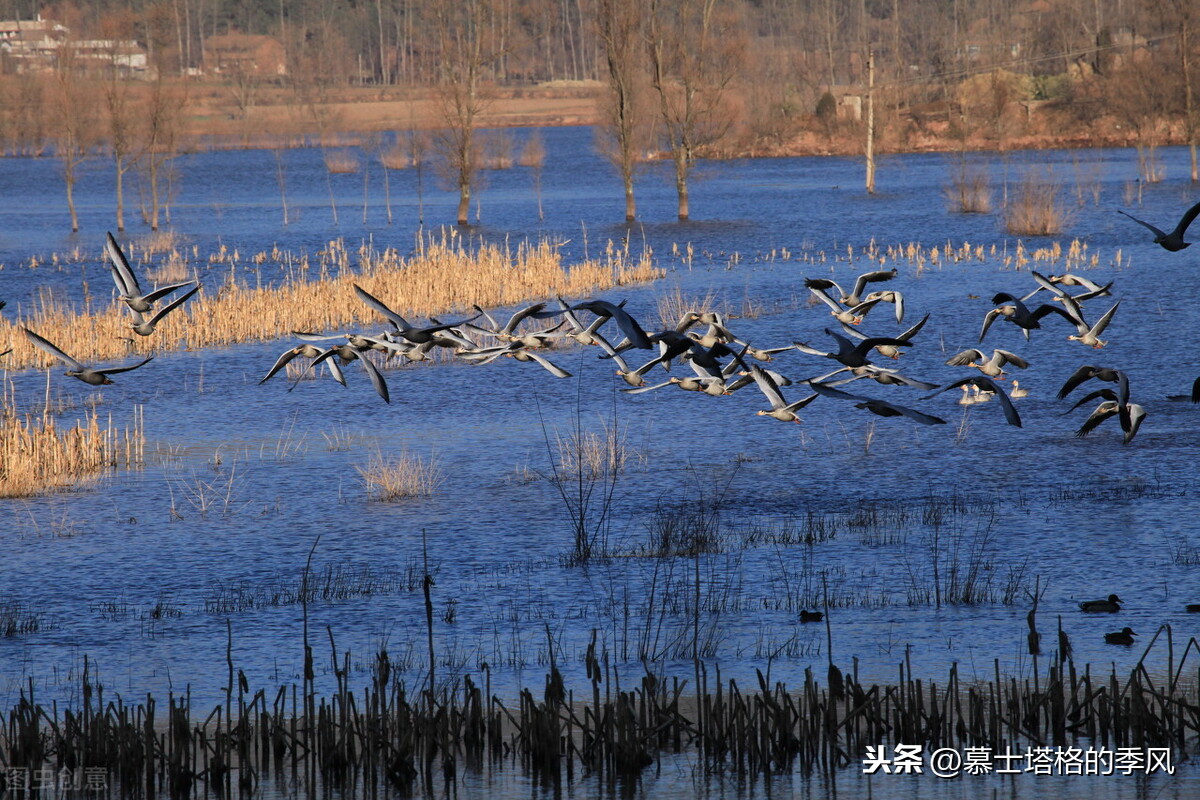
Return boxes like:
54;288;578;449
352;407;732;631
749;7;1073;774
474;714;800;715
945;348;1028;378
1118;199;1200;251
793;329;910;368
809;381;946;425
807;286;882;325
749;365;816;422
22;328;153;385
105;232;195;313
260;344;347;386
838;313;929;359
979;293;1076;342
805;269;897;306
128;284;200;337
923;376;1022;427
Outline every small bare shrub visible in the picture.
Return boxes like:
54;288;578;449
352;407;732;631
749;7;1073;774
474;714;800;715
1004;173;1071;235
325;150;360;174
945;166;992;213
357;449;443;500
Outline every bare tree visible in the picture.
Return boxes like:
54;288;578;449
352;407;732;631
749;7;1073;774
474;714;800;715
519;130;546;220
595;0;647;221
49;45;98;233
138;75;188;231
647;0;745;220
431;0;501;226
100;11;140;232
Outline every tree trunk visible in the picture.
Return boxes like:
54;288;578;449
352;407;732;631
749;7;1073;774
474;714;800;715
623;177;636;222
116;160;126;232
457;182;471;225
66;170;79;233
675;151;689;221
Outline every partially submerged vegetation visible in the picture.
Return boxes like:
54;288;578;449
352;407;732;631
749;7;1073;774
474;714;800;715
0;391;144;497
0;232;662;370
1;629;1197;795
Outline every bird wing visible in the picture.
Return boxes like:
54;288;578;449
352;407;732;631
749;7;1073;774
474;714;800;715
293;331;349;342
502;302;547;335
1062;388;1118;414
523;351;572;378
622;380;674;394
897;313;929;342
1076;403;1118;438
1031;270;1067;298
1057;365;1100;399
141;281;195;306
260;348;303;384
1122;404;1146;444
993;350;1029;369
967;376;1022;427
851;269;896;300
807;286;844;312
749;365;788;410
979;309;1002;343
791;341;831;358
354;284;411;331
145;284;200;327
874;399;946;425
1171;199;1200;238
1089;300;1121;336
837;321;868;341
105;232;141;295
808;381;870;404
851;336;909;360
355;354;391;404
22;328;85;370
946;348;984;367
1118;209;1167;239
95;356;155;376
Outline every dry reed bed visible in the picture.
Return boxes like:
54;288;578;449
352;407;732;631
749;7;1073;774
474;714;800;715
0;405;144;497
4;635;1199;795
0;235;662;371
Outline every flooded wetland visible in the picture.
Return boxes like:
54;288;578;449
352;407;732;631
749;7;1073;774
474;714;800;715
1;127;1200;798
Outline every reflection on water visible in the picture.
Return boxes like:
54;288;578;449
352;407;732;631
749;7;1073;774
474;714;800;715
2;130;1200;797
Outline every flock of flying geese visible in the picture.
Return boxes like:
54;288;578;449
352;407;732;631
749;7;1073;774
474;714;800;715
5;200;1200;644
8;201;1200;445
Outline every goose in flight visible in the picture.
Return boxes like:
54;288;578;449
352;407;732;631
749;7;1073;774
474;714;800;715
105;232;195;313
805;269;897;306
810;381;946;425
923;376;1022;427
793;329;909;368
1057;295;1120;349
979;293;1076;342
260;344;346;387
838;313;929;359
542;299;652;349
807;285;882;325
1118;199;1200;251
1071;393;1145;444
1056;365;1129;405
863;288;905;323
945;348;1028;378
128;284;199;336
802;365;938;391
306;347;391;403
1024;271;1114;304
22;328;153;385
750;365;816;422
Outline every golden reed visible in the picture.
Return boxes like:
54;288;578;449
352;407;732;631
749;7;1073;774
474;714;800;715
0;233;662;370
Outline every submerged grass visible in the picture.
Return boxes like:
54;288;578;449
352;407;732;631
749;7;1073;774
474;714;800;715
0;232;663;370
356;448;443;500
0;394;144;497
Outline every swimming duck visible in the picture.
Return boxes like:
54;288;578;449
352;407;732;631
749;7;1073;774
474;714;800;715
1079;594;1122;613
1104;627;1136;645
799;610;824;623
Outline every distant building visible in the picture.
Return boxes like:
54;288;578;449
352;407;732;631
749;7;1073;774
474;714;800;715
0;15;147;75
204;34;286;78
0;14;67;71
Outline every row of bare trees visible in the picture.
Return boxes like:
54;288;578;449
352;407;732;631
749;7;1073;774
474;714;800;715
21;46;188;232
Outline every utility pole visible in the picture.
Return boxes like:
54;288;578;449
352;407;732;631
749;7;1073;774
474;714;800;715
865;48;876;194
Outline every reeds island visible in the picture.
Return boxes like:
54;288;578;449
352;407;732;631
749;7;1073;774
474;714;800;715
0;402;144;497
0;232;662;370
